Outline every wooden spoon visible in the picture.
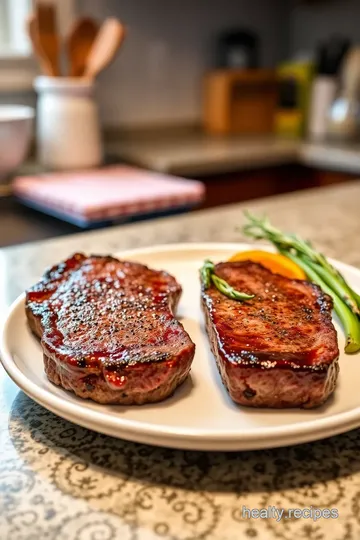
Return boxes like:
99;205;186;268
83;18;126;79
35;2;60;77
26;13;55;76
67;17;99;77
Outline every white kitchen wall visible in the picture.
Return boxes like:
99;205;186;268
289;0;360;56
77;0;287;128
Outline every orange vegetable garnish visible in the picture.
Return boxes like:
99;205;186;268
228;250;307;280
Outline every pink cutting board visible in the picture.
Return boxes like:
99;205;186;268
13;165;205;223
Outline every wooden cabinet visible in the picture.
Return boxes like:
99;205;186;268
305;169;359;187
191;165;358;210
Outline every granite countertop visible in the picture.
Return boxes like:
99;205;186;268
107;132;360;176
2;182;360;539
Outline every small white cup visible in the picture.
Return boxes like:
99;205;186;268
34;76;103;170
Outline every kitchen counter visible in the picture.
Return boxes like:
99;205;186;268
2;182;360;539
108;131;360;176
110;134;299;175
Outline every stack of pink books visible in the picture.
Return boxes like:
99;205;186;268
13;165;205;227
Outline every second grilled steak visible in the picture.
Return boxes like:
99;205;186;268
201;261;339;408
26;253;195;404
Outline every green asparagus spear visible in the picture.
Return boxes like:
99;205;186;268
304;260;360;317
200;259;254;302
282;251;360;354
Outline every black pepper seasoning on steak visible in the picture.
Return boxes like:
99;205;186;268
26;253;195;405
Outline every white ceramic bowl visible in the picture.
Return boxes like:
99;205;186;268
0;105;34;183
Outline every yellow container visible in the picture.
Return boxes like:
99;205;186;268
274;61;314;138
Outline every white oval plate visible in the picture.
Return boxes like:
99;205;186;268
2;243;360;451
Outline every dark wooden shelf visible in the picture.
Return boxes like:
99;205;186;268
191;164;359;209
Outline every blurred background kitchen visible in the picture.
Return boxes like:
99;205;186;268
1;0;360;247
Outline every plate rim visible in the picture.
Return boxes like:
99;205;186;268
2;241;360;451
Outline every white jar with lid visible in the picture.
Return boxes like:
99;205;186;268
34;76;103;170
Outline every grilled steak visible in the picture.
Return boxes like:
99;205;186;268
201;261;339;408
26;253;195;404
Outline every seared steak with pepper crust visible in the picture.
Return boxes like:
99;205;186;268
26;253;195;404
201;261;339;408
